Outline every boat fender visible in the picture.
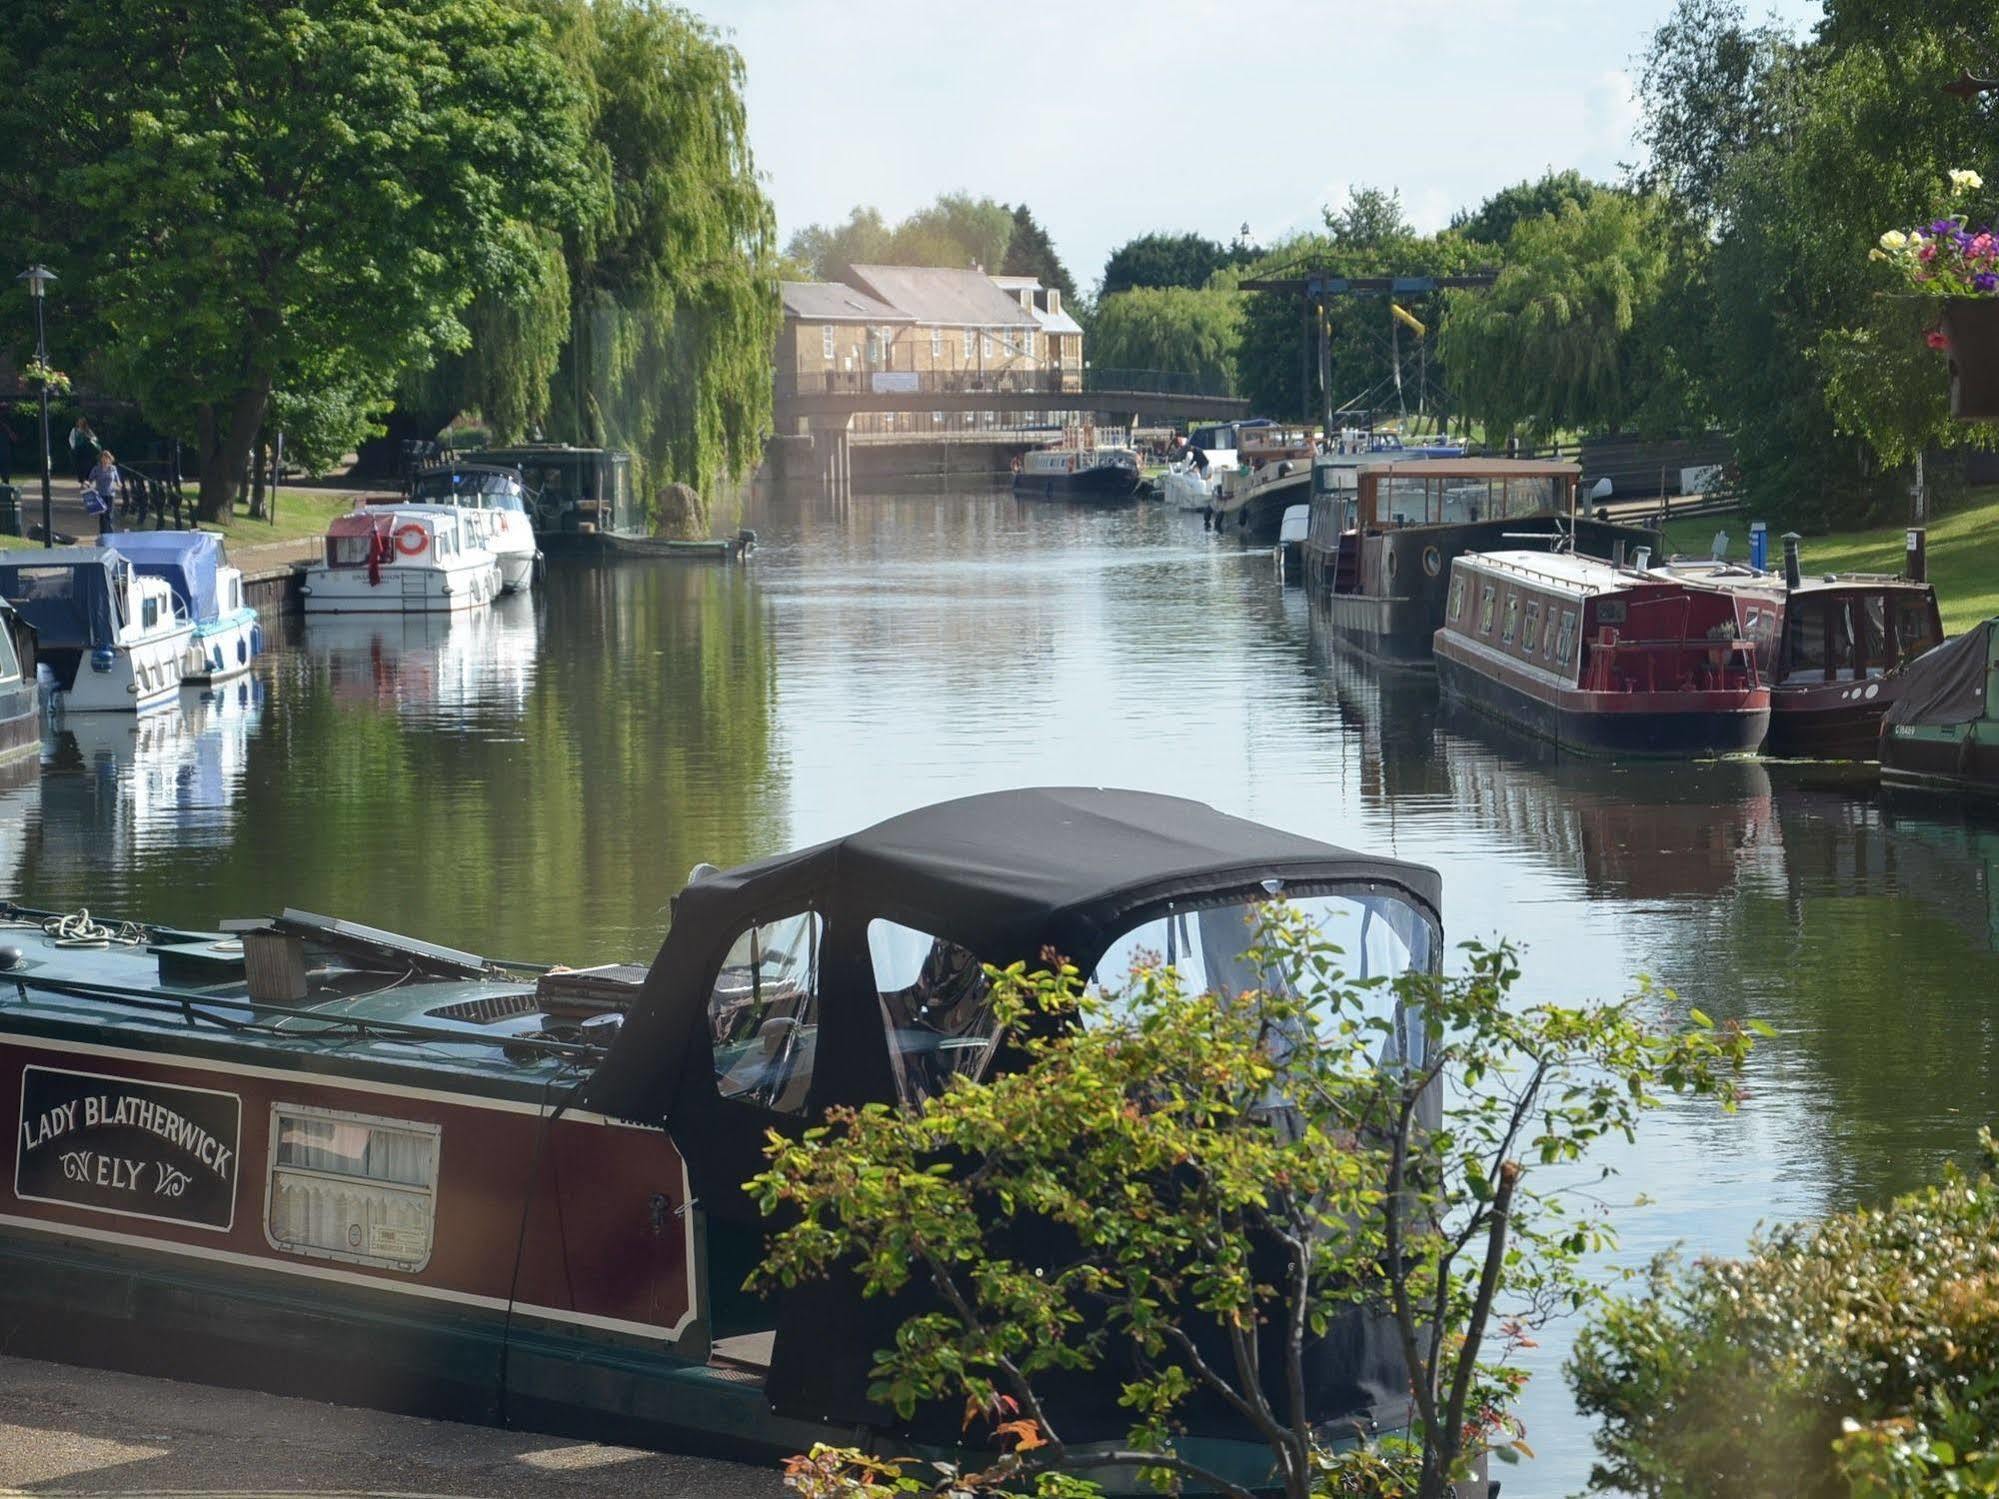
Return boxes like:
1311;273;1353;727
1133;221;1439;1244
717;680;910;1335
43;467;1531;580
394;523;429;557
236;636;248;664
250;623;263;654
90;646;115;674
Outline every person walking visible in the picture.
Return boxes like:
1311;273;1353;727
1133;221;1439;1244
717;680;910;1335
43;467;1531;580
84;449;121;540
68;416;98;485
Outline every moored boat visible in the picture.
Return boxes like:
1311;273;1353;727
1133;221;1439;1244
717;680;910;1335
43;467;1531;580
1209;423;1316;541
0;597;39;767
1307;458;1658;668
1880;619;1999;795
108;530;262;684
0;789;1442;1489
301;509;502;615
1012;424;1142;500
388;461;543;593
1434;549;1771;757
1651;542;1943;759
0;549;195;715
1160;419;1269;511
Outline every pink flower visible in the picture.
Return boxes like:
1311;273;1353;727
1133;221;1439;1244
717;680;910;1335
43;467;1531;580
1927;327;1950;350
1974;233;1995;257
1919;241;1939;261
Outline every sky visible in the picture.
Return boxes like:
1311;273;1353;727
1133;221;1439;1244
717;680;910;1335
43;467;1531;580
710;0;1824;292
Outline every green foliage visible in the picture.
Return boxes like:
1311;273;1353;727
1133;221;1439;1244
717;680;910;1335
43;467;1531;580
787;194;1016;280
1002;205;1079;307
0;0;600;517
1100;231;1256;298
1452;171;1613;249
1569;1132;1999;1498
1089;287;1242;386
753;911;1755;1499
1438;194;1671;443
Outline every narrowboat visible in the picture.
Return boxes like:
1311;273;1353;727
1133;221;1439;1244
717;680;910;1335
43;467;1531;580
1433;550;1771;757
108;530;262;684
387;461;543;593
1012;424;1142;500
1651;540;1943;759
0;549;195;715
0;597;39;768
0;789;1442;1490
1880;618;1999;796
1306;458;1660;668
301;510;501;615
1209;424;1317;541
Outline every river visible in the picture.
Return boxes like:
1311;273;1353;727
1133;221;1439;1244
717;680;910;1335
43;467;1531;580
5;489;1995;1494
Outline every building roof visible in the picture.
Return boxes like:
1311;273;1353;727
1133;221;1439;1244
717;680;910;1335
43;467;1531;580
846;264;1038;328
988;274;1083;335
779;281;913;324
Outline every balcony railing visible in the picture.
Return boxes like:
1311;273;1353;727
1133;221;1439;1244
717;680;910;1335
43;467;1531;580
774;367;1240;400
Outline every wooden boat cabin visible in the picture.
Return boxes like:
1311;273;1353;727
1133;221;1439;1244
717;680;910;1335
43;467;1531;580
1881;619;1999;796
1212;425;1319;542
1653;553;1943;759
1433;550;1771;757
1305;459;1658;667
0;788;1442;1491
468;444;639;550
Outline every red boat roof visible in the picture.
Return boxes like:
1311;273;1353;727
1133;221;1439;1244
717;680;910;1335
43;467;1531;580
326;512;393;539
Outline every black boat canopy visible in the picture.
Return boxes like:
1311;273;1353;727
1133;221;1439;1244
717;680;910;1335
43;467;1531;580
585;786;1441;1123
1884;621;1997;729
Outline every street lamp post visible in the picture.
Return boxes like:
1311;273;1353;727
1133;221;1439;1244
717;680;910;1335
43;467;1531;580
16;265;57;549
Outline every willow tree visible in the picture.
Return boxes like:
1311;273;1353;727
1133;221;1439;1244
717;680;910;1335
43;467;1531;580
1090;286;1243;386
538;0;779;504
1438;193;1670;444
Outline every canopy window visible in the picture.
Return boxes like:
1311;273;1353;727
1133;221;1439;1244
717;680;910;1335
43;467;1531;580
1784;590;1943;683
868;919;1003;1106
709;911;822;1115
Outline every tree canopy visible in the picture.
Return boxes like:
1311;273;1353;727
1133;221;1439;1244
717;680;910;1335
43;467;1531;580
1099;230;1257;298
1452;170;1614;249
785;194;1019;281
999;204;1078;306
1088;286;1242;385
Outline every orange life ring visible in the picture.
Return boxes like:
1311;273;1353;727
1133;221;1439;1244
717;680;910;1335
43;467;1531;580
393;523;428;557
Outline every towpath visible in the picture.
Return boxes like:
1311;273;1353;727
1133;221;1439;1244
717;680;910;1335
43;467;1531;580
0;1354;783;1496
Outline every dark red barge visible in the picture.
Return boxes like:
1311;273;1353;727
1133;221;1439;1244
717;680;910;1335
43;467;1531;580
1434;550;1771;758
0;789;1444;1490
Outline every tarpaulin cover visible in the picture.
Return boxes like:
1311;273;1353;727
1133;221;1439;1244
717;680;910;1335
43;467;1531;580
1884;620;1996;729
0;549;124;649
109;530;226;621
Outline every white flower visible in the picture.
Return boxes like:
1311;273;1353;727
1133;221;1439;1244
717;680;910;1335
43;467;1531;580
1880;230;1909;250
1950;168;1985;193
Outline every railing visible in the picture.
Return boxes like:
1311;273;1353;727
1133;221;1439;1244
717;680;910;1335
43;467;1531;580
774;367;1242;401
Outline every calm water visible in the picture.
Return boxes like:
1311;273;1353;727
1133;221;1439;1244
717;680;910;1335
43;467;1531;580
7;491;1999;1493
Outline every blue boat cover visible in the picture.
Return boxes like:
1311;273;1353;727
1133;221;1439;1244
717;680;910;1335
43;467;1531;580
108;530;226;621
0;548;125;649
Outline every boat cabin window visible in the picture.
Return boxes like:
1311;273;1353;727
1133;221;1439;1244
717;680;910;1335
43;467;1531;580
1555;609;1577;663
1089;892;1436;1066
1896;595;1941;661
0;620;19;682
229;577;243;611
328;532;377;567
710;911;822;1114
1522;599;1542;654
1477;584;1497;636
1501;593;1520;645
867;919;1003;1106
1448;575;1466;622
141;595;159;630
267;1104;440;1272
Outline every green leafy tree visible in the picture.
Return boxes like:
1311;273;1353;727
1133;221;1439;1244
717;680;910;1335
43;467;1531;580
1100;232;1248;298
1452;171;1612;250
1570;1131;1999;1499
1438;193;1671;443
1088;286;1242;387
785;194;1016;280
1002;204;1079;306
753;912;1756;1499
0;0;600;519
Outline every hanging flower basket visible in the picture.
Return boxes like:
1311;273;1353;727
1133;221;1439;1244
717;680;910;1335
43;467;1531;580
1942;297;1999;419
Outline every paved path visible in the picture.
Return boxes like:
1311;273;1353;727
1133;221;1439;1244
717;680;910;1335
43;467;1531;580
0;1355;784;1497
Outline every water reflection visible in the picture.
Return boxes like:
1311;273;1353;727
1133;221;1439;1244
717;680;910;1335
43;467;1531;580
304;596;540;728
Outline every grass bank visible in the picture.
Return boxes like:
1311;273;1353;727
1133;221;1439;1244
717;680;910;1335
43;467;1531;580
1662;487;1999;635
201;489;358;547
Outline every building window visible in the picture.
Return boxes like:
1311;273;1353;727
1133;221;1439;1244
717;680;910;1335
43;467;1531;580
1024;328;1035;359
963;328;974;360
821;324;834;361
1477;584;1497;636
868;918;1003;1106
709;911;822;1114
267;1103;440;1272
1001;328;1014;356
982;334;994;361
931;327;942;360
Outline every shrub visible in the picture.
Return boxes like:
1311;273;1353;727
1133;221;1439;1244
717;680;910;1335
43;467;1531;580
1569;1133;1999;1497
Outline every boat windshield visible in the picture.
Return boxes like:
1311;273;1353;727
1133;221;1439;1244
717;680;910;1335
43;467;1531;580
1089;890;1436;1065
412;471;526;511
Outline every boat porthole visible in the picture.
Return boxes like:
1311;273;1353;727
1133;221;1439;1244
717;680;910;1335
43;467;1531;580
1422;546;1442;577
1386;549;1398;579
1865;682;1880;699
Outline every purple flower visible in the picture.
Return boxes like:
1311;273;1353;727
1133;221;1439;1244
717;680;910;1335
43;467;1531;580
1975;272;1998;293
1933;219;1959;235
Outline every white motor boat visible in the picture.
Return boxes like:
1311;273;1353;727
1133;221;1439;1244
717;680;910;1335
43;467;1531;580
108;530;262;683
0;548;195;714
1163;419;1265;510
301;509;501;615
391;461;542;592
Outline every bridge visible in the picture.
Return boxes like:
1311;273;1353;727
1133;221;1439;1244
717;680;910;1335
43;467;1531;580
774;368;1249;425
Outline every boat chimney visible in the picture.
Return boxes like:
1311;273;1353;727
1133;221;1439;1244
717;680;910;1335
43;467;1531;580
1783;532;1803;591
1633;546;1652;571
1906;526;1928;583
1612;539;1627;568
